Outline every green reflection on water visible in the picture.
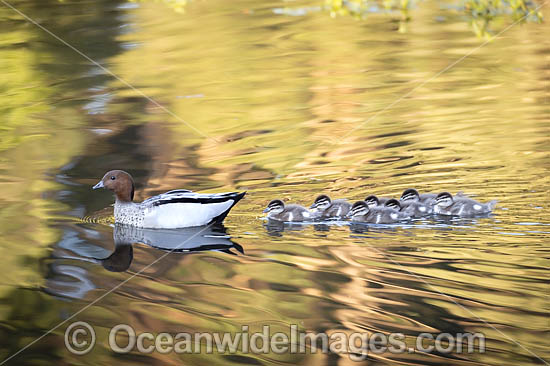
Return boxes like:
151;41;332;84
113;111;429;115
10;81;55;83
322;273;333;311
135;0;544;37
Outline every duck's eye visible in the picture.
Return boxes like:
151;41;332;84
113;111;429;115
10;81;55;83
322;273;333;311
110;176;116;180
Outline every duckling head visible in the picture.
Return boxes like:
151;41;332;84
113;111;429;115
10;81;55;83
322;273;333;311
400;188;420;202
93;170;135;202
263;199;285;214
385;199;401;210
435;192;453;208
364;195;380;208
347;201;369;218
310;195;331;210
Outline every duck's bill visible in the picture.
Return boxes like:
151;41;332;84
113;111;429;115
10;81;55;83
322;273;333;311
309;203;317;209
262;208;270;213
93;180;104;190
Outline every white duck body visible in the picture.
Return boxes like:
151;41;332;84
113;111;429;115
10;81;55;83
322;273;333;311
115;190;245;229
93;170;246;229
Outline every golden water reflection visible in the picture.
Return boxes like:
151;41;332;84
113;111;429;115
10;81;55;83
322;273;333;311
0;0;548;365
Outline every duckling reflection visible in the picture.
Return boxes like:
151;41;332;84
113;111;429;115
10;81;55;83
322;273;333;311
313;223;331;232
264;220;351;235
348;222;401;235
100;224;243;272
263;220;309;236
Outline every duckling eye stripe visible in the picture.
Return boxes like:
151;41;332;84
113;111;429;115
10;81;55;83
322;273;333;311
0;0;218;144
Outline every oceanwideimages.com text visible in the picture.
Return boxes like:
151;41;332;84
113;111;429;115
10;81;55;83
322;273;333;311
65;322;485;360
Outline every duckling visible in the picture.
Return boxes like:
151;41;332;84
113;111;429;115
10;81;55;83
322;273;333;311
400;188;437;206
433;192;497;217
399;189;433;217
419;193;438;205
384;198;402;210
347;201;409;224
263;199;312;222
364;195;391;208
385;198;431;218
310;195;351;219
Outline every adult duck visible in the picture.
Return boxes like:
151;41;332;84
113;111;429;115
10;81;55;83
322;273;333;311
93;170;245;228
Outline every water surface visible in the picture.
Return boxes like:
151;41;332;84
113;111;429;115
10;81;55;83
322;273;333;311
0;0;548;365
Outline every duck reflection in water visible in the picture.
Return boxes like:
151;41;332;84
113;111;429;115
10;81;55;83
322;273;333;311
45;223;242;300
100;223;244;272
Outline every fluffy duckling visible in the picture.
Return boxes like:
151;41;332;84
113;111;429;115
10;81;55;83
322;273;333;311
385;198;431;218
364;195;391;208
384;198;402;210
433;192;497;217
400;188;437;206
399;189;433;217
310;195;351;219
347;201;409;224
263;199;312;222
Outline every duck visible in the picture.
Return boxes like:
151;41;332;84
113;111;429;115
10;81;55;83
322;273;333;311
399;189;433;217
433;192;497;217
263;199;312;222
347;200;409;224
309;195;351;219
92;170;246;228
